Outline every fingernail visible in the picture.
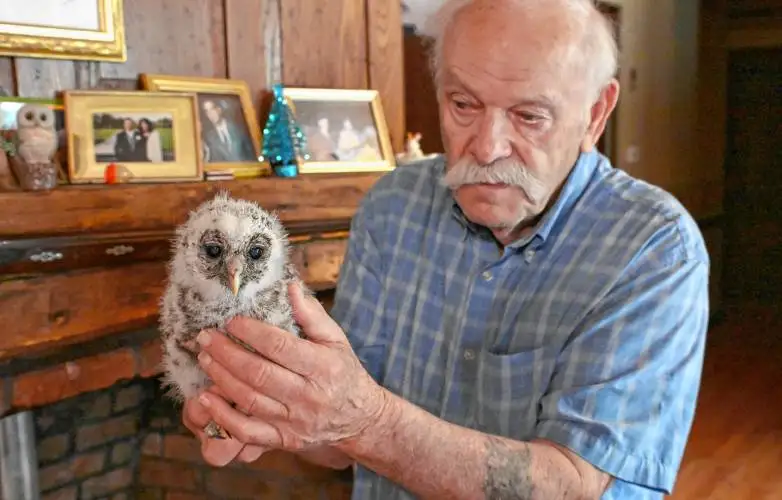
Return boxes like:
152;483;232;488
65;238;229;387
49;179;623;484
198;352;212;366
197;330;212;346
199;393;211;407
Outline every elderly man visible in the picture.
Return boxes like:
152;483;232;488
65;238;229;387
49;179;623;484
182;0;710;498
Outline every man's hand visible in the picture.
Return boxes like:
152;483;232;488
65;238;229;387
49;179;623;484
194;281;388;452
181;385;267;467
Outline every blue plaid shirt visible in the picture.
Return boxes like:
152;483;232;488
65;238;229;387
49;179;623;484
330;151;710;499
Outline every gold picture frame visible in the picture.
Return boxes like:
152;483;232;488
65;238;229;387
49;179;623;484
283;87;396;174
140;73;268;178
64;90;204;184
0;0;126;62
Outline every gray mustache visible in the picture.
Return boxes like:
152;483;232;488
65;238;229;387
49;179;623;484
440;159;532;189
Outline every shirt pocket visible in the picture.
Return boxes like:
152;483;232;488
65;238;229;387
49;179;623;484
474;346;548;440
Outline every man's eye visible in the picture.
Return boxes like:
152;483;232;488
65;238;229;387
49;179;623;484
515;111;543;123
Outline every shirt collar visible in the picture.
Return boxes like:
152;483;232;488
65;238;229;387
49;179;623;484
446;150;601;248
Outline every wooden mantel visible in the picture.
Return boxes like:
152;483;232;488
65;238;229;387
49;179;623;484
0;173;382;415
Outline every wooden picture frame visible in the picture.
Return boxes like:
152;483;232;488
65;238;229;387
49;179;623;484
283;87;396;174
140;74;268;178
64;90;204;184
0;0;126;62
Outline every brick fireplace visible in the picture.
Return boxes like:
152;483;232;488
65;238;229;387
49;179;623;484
32;374;353;500
1;290;354;500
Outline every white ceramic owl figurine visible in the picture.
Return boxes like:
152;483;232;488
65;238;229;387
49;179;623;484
16;104;57;164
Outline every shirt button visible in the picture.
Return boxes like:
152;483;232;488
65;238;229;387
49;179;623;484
481;271;493;281
464;349;476;360
524;249;535;261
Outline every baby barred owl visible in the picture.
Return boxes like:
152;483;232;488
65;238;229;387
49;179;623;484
159;191;308;439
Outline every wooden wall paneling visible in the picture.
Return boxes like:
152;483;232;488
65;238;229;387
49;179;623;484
403;29;443;155
13;59;77;98
225;0;280;114
0;57;15;95
367;0;405;153
280;0;368;89
98;0;227;81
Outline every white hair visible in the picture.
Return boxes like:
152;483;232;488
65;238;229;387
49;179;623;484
417;0;619;102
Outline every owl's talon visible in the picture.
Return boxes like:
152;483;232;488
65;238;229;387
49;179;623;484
204;420;231;440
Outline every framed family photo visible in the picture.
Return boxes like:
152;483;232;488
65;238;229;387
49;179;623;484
0;0;126;62
283;87;396;174
64;90;203;184
141;74;267;178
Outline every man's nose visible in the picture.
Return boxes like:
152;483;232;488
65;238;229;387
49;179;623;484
471;109;512;165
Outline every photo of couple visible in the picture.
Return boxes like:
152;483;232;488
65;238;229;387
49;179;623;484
92;112;175;163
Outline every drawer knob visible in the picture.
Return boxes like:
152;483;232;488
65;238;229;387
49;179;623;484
29;251;63;263
106;245;135;256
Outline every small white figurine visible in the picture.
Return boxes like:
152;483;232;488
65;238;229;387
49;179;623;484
16;103;58;164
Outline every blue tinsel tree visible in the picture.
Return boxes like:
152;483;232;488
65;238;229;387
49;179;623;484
259;83;310;177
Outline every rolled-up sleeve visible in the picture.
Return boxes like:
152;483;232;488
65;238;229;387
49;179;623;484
535;223;710;495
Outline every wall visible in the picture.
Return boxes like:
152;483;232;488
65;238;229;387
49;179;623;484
0;0;405;153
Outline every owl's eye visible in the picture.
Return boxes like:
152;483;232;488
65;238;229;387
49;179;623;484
39;113;48;122
25;111;33;121
248;246;264;260
203;243;222;258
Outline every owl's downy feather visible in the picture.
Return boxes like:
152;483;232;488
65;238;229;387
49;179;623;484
159;191;310;409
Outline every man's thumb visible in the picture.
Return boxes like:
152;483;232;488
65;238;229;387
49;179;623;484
288;281;344;343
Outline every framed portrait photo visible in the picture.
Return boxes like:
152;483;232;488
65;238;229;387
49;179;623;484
283;87;396;174
140;74;267;178
0;0;126;62
64;90;203;184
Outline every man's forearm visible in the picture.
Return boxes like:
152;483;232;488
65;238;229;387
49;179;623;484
295;446;354;470
335;389;590;499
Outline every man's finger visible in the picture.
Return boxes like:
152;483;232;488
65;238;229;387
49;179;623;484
288;281;345;344
200;391;283;448
197;348;292;419
237;444;267;463
200;436;246;467
213;319;318;379
182;395;245;467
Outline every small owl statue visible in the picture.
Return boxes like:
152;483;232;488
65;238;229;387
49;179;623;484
16;104;58;164
159;191;309;439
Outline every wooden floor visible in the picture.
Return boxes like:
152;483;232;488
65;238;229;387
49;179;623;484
668;303;782;499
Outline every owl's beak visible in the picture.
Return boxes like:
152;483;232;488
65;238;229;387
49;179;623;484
227;258;242;296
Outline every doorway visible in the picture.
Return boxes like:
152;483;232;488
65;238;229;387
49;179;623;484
723;47;782;306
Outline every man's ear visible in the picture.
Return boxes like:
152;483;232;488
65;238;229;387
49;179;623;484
580;78;620;153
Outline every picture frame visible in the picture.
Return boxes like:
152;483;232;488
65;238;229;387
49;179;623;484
0;0;126;62
64;90;204;184
283;87;396;174
140;74;268;178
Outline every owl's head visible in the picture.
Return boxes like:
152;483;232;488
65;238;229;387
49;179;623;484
16;104;55;131
171;191;290;297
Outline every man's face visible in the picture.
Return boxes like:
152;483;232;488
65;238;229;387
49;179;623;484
438;3;615;242
203;101;220;124
123;119;133;131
